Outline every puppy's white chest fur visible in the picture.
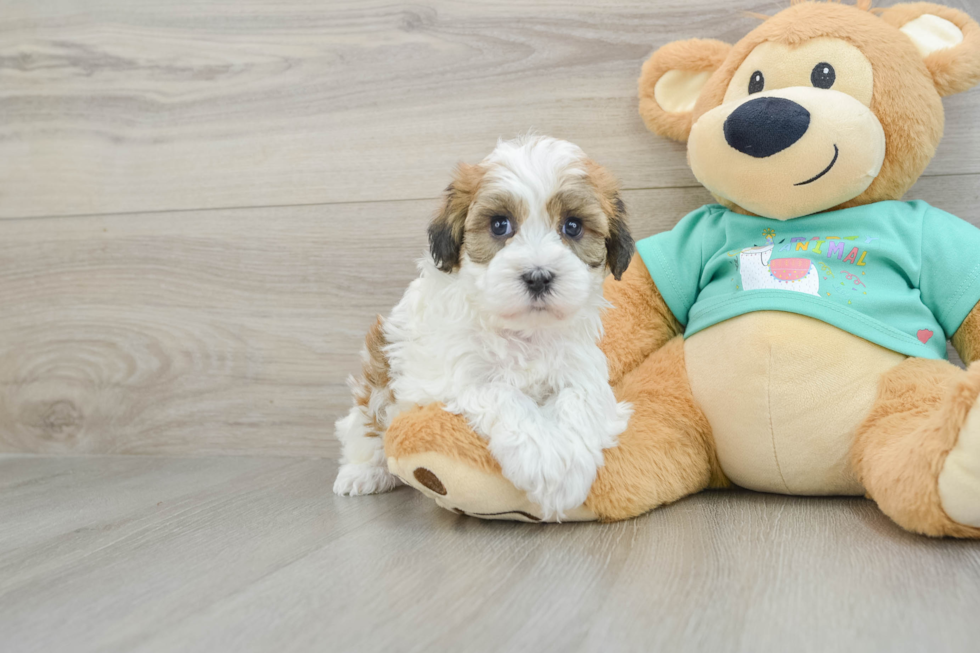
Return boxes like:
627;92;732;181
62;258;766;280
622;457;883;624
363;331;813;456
451;329;564;407
502;356;552;405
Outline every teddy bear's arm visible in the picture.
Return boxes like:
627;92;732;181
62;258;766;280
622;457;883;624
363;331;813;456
599;255;682;387
952;300;980;365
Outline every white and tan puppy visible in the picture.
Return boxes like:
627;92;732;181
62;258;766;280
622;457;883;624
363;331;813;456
333;135;634;519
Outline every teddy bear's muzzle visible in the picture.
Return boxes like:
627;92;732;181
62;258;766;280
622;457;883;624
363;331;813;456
689;87;884;220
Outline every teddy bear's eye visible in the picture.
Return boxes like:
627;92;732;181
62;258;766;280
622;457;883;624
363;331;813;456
811;62;836;89
748;71;765;94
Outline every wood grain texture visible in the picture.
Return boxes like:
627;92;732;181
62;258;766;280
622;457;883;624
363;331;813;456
1;0;979;218
3;2;980;648
1;455;979;653
1;176;978;456
1;0;980;455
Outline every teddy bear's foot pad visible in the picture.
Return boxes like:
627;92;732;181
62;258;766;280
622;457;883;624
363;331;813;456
939;398;980;527
388;452;598;523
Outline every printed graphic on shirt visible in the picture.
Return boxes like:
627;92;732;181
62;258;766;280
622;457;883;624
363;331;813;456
735;230;819;296
734;229;875;300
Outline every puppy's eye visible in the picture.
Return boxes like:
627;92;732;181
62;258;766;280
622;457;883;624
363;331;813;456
489;216;512;237
748;71;764;94
811;62;835;89
562;218;583;239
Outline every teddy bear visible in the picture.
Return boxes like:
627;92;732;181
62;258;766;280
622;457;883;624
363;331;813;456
381;0;980;537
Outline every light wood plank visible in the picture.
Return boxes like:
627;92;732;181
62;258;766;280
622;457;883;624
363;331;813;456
0;196;430;457
1;0;979;218
0;455;414;653
1;455;979;653
0;455;292;568
1;176;977;456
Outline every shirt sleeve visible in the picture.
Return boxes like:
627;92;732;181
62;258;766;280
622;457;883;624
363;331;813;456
634;205;720;326
919;205;980;339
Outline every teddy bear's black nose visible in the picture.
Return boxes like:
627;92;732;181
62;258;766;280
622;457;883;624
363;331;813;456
724;97;811;158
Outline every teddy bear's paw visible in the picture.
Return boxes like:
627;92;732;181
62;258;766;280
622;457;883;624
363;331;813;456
938;374;980;527
388;451;598;523
333;460;402;496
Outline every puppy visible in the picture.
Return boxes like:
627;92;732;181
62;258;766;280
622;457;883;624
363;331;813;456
333;135;634;519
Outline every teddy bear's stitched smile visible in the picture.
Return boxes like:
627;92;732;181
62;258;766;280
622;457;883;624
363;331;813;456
794;144;840;186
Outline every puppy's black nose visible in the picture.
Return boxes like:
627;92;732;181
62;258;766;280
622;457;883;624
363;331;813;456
724;97;810;158
522;269;554;297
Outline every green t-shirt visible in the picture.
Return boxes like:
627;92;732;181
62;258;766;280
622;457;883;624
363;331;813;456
636;201;980;360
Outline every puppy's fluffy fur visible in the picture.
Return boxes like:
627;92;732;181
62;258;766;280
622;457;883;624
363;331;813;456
333;135;634;518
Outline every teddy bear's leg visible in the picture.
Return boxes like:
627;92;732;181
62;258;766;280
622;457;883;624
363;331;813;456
385;336;722;522
384;403;596;522
852;358;980;538
585;336;724;521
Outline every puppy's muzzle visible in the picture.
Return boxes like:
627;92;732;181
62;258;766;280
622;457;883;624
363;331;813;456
521;268;554;298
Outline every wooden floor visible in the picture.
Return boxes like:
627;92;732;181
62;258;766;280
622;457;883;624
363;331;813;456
2;0;978;457
3;0;980;651
2;455;980;653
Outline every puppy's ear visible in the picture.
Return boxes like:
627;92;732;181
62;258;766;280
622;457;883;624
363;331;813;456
585;160;633;280
605;195;633;281
428;163;481;273
879;3;980;97
638;38;731;142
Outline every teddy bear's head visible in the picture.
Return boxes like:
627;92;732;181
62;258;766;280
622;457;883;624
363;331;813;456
639;1;980;220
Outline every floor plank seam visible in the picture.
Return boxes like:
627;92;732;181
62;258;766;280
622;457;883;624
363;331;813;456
1;172;973;223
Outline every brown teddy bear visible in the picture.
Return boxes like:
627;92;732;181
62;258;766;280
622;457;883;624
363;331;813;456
383;0;980;537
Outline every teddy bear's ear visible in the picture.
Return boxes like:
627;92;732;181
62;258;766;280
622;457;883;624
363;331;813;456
878;3;980;97
638;39;731;142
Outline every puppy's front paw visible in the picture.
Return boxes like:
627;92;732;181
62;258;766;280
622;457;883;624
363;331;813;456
333;461;402;496
532;457;597;521
528;480;593;522
601;400;633;445
494;439;598;521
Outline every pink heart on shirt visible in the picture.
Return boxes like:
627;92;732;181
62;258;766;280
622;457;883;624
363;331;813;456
917;329;934;344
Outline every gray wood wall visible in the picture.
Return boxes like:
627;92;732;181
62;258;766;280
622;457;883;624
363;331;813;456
2;0;979;458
